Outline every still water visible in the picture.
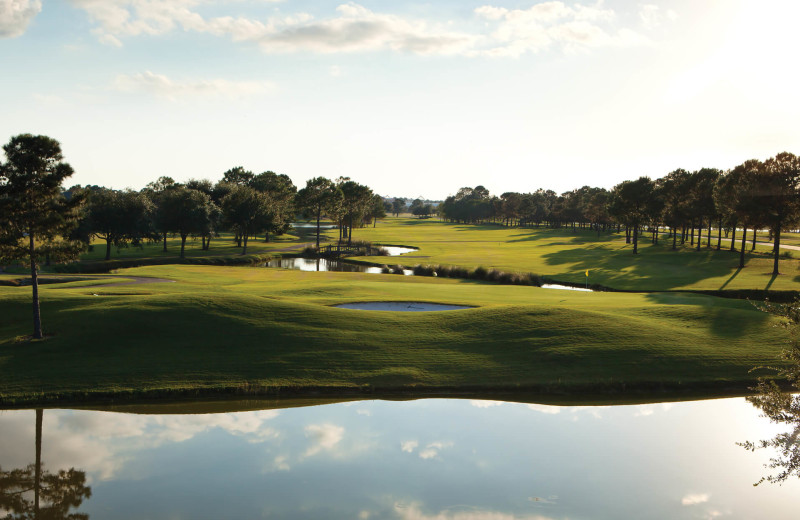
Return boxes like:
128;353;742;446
263;257;394;274
0;398;797;519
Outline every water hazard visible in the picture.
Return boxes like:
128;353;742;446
0;397;796;519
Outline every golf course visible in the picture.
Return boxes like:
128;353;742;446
0;217;795;407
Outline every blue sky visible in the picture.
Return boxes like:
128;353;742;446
1;1;798;199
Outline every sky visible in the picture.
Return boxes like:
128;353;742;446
1;0;799;200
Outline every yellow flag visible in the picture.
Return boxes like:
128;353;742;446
585;270;589;277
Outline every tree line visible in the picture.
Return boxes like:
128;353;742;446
0;133;385;339
65;167;388;259
439;152;800;276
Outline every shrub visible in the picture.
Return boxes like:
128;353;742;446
412;264;436;276
471;266;488;280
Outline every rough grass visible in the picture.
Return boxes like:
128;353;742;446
0;265;789;406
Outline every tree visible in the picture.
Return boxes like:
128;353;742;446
739;300;800;485
410;198;425;217
296;177;341;249
221;185;272;255
753;152;800;275
221;166;254;186
659;169;691;250
87;189;155;261
142;176;179;252
250;171;296;242
391;197;405;217
339;180;373;244
158;187;217;258
0;134;85;339
366;193;387;227
690;168;722;250
611;177;654;254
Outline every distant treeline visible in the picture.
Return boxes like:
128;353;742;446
66;168;389;259
439;152;800;275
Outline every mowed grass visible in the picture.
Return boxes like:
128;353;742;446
0;265;789;405
351;218;800;291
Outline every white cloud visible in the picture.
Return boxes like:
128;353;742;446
681;493;710;506
394;502;559;520
272;454;290;471
526;403;561;414
70;1;646;57
113;71;275;100
303;423;344;457
474;1;646;57
0;0;41;38
418;441;453;460
329;65;342;77
639;4;677;30
401;440;418;453
0;409;282;482
470;400;503;408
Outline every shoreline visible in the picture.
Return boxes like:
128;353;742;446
1;379;787;411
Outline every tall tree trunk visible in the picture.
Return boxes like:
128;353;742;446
690;220;695;246
707;222;712;248
30;234;43;339
35;408;42;516
773;225;782;275
696;217;702;251
105;238;112;261
202;236;206;250
672;227;677;250
730;223;737;251
205;236;212;250
348;214;353;245
752;229;757;251
315;208;321;249
242;232;249;255
163;232;168;252
633;224;639;254
180;233;187;259
739;226;748;269
717;218;722;250
625;225;630;244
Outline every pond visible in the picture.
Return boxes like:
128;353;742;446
1;397;797;519
263;257;403;274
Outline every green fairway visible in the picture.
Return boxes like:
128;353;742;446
349;218;800;292
0;264;789;406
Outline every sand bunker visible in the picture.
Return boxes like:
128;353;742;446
333;301;473;312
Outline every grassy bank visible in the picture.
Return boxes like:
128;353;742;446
0;265;789;407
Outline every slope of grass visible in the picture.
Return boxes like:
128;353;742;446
0;265;788;406
350;218;800;292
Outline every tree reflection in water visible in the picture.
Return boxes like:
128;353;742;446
0;409;91;519
740;301;800;485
